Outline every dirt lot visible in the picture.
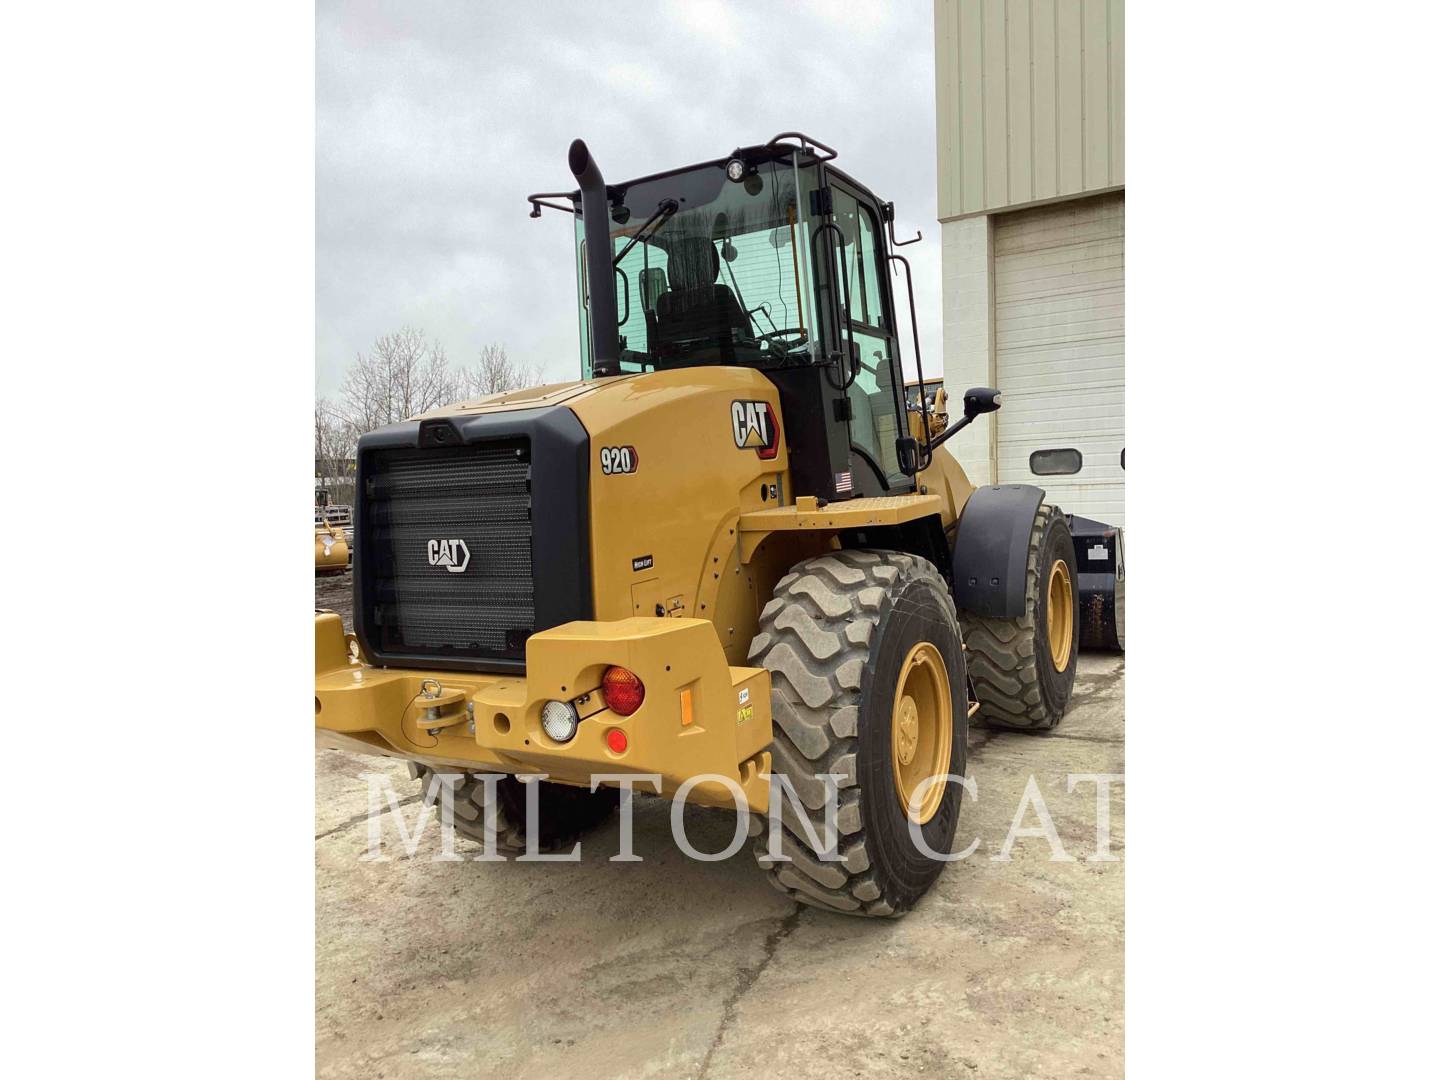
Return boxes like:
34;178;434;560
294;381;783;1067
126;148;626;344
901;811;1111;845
314;569;354;629
316;568;1124;1078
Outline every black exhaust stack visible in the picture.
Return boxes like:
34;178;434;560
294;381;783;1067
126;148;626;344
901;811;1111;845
569;139;620;377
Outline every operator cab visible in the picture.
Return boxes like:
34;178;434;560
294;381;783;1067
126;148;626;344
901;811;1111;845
531;133;929;502
578;145;818;372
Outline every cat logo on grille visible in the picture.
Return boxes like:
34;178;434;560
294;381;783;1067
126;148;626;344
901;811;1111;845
426;538;470;573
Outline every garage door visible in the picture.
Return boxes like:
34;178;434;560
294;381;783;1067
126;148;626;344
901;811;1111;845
994;194;1124;526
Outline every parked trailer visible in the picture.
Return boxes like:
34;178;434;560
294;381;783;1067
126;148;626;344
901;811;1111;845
1068;515;1124;652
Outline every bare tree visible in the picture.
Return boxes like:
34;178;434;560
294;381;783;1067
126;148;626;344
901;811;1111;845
314;397;357;506
339;326;462;432
463;343;540;397
321;332;542;489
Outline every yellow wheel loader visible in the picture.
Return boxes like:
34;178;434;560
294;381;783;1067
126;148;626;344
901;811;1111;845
314;134;1080;917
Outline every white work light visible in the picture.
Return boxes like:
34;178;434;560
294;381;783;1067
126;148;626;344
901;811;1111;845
540;699;579;743
726;158;746;182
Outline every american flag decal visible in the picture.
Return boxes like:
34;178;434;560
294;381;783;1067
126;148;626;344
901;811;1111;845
834;471;853;494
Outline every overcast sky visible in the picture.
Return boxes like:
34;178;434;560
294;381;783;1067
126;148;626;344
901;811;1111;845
316;0;940;397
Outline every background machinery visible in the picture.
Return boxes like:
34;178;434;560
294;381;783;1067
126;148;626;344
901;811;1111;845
314;488;351;573
315;133;1092;916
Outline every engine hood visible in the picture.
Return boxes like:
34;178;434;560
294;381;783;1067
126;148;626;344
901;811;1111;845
411;375;642;420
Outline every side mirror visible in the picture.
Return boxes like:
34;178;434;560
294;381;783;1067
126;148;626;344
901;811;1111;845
925;386;1003;457
962;387;1002;418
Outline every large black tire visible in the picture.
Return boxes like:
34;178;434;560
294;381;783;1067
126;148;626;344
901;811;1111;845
958;504;1079;731
409;764;619;853
746;550;968;918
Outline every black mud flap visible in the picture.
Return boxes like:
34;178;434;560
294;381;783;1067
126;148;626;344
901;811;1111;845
951;484;1046;619
1068;515;1125;652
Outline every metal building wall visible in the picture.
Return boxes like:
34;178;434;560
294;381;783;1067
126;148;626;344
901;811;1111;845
992;193;1125;524
935;0;1124;220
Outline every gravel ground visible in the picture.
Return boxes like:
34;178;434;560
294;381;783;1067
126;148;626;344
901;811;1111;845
315;569;1124;1078
314;569;354;631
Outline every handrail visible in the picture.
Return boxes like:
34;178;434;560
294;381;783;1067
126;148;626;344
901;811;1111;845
887;251;933;473
809;221;858;391
765;131;838;161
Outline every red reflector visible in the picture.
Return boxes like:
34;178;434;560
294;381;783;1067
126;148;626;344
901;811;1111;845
602;666;645;716
606;727;628;754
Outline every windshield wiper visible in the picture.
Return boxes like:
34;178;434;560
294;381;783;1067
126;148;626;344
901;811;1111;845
613;198;679;266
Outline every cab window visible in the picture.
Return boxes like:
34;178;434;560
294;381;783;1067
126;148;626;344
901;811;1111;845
828;188;904;486
831;189;886;331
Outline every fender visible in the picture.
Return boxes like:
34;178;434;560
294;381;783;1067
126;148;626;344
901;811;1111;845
951;483;1046;618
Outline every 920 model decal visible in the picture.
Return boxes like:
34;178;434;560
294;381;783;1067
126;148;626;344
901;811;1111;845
600;445;638;475
731;400;779;459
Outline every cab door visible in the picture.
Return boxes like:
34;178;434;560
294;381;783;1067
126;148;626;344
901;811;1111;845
818;180;912;496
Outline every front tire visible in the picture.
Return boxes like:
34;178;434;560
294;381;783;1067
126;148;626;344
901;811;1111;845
746;550;968;917
959;504;1079;730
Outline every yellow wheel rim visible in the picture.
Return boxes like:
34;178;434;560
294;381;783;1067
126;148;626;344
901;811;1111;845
889;641;953;825
1047;558;1074;672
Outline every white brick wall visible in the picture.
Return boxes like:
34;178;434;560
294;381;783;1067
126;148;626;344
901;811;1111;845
939;215;994;486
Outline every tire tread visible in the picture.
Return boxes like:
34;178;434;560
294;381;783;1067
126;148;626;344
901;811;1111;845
747;549;958;916
957;503;1068;730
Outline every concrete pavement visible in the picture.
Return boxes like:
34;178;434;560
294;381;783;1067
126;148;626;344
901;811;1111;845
315;649;1124;1078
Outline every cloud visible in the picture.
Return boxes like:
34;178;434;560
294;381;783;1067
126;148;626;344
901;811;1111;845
668;0;742;50
316;0;939;395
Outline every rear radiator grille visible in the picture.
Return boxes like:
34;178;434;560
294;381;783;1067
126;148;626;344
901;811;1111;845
364;441;533;660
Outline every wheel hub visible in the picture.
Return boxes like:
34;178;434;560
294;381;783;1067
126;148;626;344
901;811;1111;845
889;642;954;825
1047;558;1074;672
896;697;920;765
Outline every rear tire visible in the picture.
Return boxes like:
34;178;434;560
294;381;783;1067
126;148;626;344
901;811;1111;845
409;764;619;853
959;504;1079;731
746;550;968;918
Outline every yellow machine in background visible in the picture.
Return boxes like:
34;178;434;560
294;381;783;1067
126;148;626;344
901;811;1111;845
907;382;950;440
316;134;1082;917
315;519;349;572
314;489;350;572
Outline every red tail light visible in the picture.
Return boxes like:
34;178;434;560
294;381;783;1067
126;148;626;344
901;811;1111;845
602;666;645;716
